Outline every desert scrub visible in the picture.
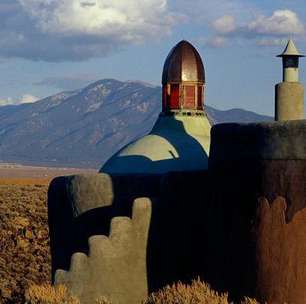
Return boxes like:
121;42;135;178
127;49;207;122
144;279;260;304
25;285;113;304
0;183;50;304
24;281;259;304
25;284;79;304
144;278;229;304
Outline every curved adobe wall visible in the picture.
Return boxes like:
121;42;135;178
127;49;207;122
209;120;306;303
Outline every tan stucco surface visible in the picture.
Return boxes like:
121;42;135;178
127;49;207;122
55;198;152;304
275;82;304;121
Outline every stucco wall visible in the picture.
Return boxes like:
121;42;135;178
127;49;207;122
209;120;306;303
275;82;304;121
55;198;151;304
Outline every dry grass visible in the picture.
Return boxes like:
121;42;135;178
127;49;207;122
144;279;229;304
0;181;50;304
25;285;114;304
24;282;259;304
144;279;259;304
25;284;79;304
0;178;50;186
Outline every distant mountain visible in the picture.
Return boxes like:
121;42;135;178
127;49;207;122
206;106;271;124
0;79;272;168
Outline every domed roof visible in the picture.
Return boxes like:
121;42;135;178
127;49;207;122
101;115;211;174
162;40;205;85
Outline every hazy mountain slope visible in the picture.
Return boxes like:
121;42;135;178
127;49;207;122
206;106;271;123
0;79;272;168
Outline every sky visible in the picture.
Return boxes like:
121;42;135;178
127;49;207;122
0;0;306;115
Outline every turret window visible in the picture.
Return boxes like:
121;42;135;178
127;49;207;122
169;84;180;109
184;86;196;109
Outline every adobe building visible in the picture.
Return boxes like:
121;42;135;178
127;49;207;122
48;40;306;304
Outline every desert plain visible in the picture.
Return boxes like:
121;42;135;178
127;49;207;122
0;164;94;303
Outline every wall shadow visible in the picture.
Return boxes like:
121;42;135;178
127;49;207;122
146;170;215;292
48;170;217;290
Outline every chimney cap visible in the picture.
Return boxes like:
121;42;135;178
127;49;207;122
277;39;305;58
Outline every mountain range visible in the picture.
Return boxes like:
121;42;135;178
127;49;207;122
0;79;271;168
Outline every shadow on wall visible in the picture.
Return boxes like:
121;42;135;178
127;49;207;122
48;170;213;290
102;117;209;174
146;171;214;292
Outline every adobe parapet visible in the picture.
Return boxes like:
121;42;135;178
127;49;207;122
210;120;306;163
208;120;306;303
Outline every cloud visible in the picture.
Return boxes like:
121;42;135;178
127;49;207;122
213;15;236;34
247;10;304;36
0;0;177;61
19;0;173;39
0;1;304;60
0;94;39;106
210;10;304;47
35;74;98;90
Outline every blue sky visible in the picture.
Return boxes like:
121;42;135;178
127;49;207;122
0;0;305;115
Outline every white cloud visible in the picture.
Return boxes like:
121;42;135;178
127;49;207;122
213;15;236;34
247;10;304;36
19;0;174;42
210;10;305;47
0;94;40;106
0;1;304;60
0;0;177;61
